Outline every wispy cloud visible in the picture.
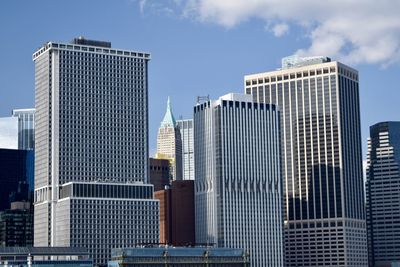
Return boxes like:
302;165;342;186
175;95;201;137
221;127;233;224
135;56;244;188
139;0;147;14
265;22;289;37
136;0;400;66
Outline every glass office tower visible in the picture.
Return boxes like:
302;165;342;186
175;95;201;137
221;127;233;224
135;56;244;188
177;119;194;180
0;116;18;149
194;93;284;267
366;121;400;267
12;109;35;150
33;37;159;266
244;56;367;266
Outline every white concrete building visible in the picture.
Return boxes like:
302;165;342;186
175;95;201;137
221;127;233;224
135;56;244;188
177;119;194;180
194;93;284;267
33;37;159;266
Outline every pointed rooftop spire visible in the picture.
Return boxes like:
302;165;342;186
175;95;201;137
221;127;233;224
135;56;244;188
160;96;176;127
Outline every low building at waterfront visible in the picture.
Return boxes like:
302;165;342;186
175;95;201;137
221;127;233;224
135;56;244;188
108;247;249;267
0;246;92;267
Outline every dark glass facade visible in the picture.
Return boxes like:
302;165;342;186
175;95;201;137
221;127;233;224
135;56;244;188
366;121;400;266
0;149;34;211
0;204;33;247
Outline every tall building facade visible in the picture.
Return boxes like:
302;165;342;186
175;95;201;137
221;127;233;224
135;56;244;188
177;119;195;180
149;158;170;191
0;117;18;149
244;56;367;266
156;97;182;180
33;37;159;266
0;201;33;247
366;121;400;267
155;180;195;246
0;149;34;211
12;109;35;150
194;93;284;267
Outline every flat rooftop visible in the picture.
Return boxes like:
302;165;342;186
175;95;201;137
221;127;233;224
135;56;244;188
0;247;89;257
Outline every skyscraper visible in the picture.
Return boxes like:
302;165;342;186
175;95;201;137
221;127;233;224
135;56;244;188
0;149;34;211
12;109;35;150
0;200;33;247
177;119;195;180
194;93;284;267
156;97;182;180
366;121;400;267
244;56;367;266
33;37;159;266
0;116;18;149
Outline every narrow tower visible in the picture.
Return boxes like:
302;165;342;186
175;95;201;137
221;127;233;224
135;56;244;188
156;97;182;181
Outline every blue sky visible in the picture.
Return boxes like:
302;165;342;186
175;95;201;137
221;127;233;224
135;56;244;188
0;0;399;157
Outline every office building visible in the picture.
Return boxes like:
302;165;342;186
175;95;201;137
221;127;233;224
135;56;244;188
366;121;400;267
156;97;182;180
194;93;283;267
33;37;159;266
244;56;367;266
0;149;34;211
155;180;195;246
0;201;33;247
177;119;195;180
12;109;35;150
108;247;249;267
0;247;92;267
0;117;18;149
149;158;170;191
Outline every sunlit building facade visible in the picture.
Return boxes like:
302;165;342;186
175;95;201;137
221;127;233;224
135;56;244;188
156;97;182;180
33;37;159;266
194;93;284;267
177;119;194;180
244;56;367;266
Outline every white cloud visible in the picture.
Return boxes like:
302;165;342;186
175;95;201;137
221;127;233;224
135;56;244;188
266;23;289;37
156;0;400;66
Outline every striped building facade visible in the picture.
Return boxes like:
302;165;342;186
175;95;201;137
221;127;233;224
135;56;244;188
244;58;367;266
194;93;284;267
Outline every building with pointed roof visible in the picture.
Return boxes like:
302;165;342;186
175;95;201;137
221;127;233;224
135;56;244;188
156;97;182;181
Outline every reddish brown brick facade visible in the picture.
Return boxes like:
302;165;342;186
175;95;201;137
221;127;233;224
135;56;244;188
155;180;195;246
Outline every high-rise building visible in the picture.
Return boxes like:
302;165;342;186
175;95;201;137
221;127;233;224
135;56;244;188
32;37;159;266
177;119;195;180
149;157;170;191
156;97;182;180
366;121;400;267
194;93;284;267
0;149;34;211
12;109;35;150
0;117;18;149
244;56;367;266
0;201;33;247
155;180;195;246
